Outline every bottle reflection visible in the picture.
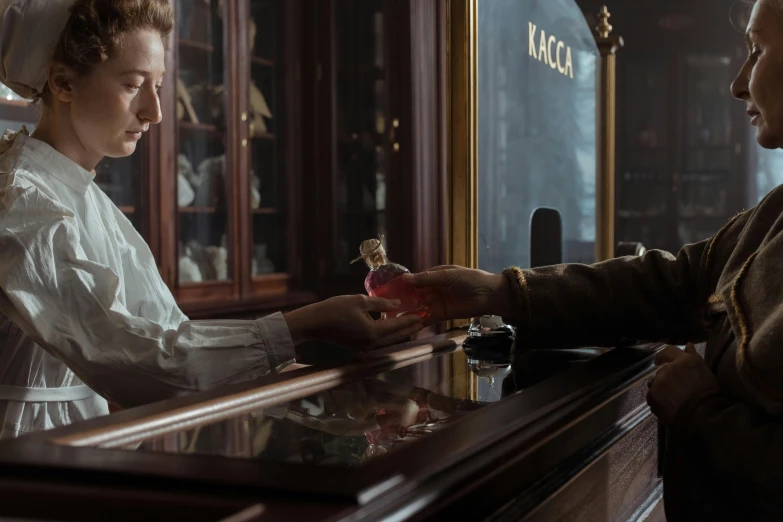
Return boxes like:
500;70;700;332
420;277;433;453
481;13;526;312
463;316;515;402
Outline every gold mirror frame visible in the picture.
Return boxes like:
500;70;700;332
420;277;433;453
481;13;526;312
444;2;621;398
445;1;623;267
445;0;479;270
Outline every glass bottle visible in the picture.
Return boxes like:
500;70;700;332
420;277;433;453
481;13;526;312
354;238;430;319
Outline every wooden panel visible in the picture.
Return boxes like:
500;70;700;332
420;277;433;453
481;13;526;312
176;282;236;303
180;291;316;320
520;413;660;522
0;477;251;522
0;477;344;522
367;352;661;522
2;345;660;520
250;273;290;296
404;0;446;272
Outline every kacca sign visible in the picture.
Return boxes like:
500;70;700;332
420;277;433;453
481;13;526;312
528;22;574;79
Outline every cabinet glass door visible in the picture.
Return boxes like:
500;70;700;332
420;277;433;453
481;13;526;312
247;0;288;291
334;0;389;275
175;0;234;287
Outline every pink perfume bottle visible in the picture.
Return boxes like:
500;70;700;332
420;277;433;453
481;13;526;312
353;238;430;319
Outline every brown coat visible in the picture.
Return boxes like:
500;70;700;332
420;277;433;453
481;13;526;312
510;184;783;521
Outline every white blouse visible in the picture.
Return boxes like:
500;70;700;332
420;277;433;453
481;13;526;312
0;128;295;439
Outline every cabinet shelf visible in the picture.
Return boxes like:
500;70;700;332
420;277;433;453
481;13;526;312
252;273;289;283
0;98;40;122
0;98;30;108
253;208;279;215
252;132;277;141
617;213;667;219
341;209;386;214
118;206;135;214
179;207;217;214
679;214;731;221
179;122;223;134
338;66;386;80
686;144;733;150
251;56;276;67
179;280;233;289
178;39;214;53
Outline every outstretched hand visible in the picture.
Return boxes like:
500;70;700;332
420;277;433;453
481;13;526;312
402;265;515;323
285;295;424;351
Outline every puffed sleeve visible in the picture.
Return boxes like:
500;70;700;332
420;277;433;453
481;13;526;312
0;183;295;408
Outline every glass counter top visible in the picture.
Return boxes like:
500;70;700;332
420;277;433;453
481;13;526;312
136;347;502;465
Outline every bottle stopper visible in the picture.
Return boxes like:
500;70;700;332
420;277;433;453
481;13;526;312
352;236;388;269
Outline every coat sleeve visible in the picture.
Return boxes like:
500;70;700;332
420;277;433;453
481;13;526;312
506;210;752;351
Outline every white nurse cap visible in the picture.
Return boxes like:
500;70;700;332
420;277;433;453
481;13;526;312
0;0;77;100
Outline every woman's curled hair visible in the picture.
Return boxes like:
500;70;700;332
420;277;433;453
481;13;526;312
37;0;174;104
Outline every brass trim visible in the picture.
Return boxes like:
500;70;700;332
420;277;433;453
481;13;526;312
445;0;479;392
446;0;478;270
594;6;624;262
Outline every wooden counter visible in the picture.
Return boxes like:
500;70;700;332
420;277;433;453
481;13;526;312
0;334;664;521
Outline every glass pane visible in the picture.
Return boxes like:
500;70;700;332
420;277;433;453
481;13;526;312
0;97;38;131
749;137;783;206
94;154;145;233
677;54;738;246
615;60;670;251
335;0;388;275
477;0;598;271
176;0;232;284
249;0;286;279
0;95;145;234
131;349;506;463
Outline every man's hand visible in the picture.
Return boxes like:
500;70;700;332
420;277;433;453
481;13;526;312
647;343;720;426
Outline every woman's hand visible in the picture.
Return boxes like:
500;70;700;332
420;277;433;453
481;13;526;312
402;266;515;323
284;295;424;351
646;343;720;426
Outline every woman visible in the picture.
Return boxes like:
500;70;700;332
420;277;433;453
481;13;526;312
0;0;421;440
406;0;783;520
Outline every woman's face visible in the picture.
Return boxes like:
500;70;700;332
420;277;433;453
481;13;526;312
68;29;166;162
731;0;783;149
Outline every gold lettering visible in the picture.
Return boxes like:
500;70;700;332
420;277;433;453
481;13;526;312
556;41;565;73
529;22;537;59
539;30;548;66
527;22;575;79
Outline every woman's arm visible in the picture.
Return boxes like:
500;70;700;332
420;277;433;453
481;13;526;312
0;185;420;409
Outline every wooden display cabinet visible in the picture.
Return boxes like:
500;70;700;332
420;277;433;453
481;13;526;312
0;0;445;319
160;0;315;316
301;0;444;299
578;0;750;254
